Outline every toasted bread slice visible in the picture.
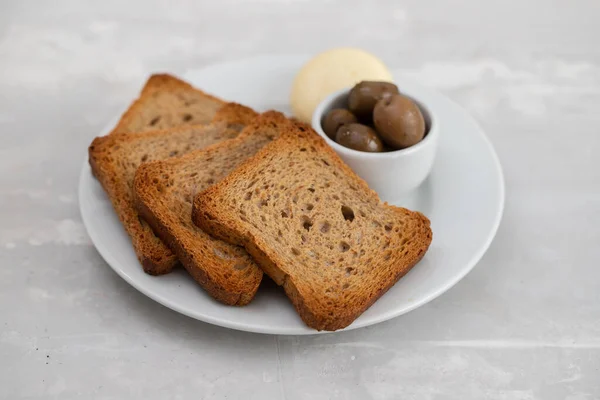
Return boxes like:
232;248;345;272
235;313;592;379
132;111;292;305
110;74;225;135
89;103;257;275
193;123;432;330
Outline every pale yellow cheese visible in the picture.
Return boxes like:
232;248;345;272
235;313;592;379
290;48;393;123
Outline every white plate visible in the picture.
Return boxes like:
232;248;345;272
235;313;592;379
79;55;504;335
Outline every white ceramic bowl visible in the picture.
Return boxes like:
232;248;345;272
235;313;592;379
312;87;438;201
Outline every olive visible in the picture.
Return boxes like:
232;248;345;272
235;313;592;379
335;123;384;152
347;81;400;119
373;94;425;149
322;108;358;139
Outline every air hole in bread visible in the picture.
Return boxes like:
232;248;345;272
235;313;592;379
258;199;268;207
261;215;267;223
302;216;313;231
233;263;247;270
339;241;350;252
152;178;158;184
320;221;331;233
342;283;350;290
292;195;298;204
244;192;252;201
206;178;214;185
169;150;179;157
141;154;148;162
281;210;289;218
385;224;393;232
359;210;366;218
301;234;307;243
300;148;307;152
308;187;315;193
213;248;233;260
321;159;330;166
371;220;381;228
325;260;334;266
278;230;283;237
384;251;392;261
189;172;198;178
332;194;340;200
341;205;355;222
182;113;193;122
149;116;161;126
305;203;314;211
291;248;301;256
382;240;390;249
246;179;258;189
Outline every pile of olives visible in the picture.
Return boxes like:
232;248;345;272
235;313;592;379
321;81;426;152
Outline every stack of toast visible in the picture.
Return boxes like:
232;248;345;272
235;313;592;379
89;74;432;330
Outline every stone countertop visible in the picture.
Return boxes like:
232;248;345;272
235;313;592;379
1;0;599;399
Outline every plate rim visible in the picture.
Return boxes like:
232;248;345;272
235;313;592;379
79;54;505;335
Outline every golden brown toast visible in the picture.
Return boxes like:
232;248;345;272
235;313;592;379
193;122;432;330
89;103;257;275
133;111;293;305
110;74;225;135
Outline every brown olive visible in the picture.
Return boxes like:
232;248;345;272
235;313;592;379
373;94;425;149
335;123;384;152
322;108;358;139
347;81;400;119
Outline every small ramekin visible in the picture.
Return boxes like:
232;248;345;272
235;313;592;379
311;87;438;201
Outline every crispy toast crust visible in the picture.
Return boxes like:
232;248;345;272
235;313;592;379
88;103;257;275
132;111;292;305
193;123;432;330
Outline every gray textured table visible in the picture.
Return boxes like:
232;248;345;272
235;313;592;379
1;1;599;399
